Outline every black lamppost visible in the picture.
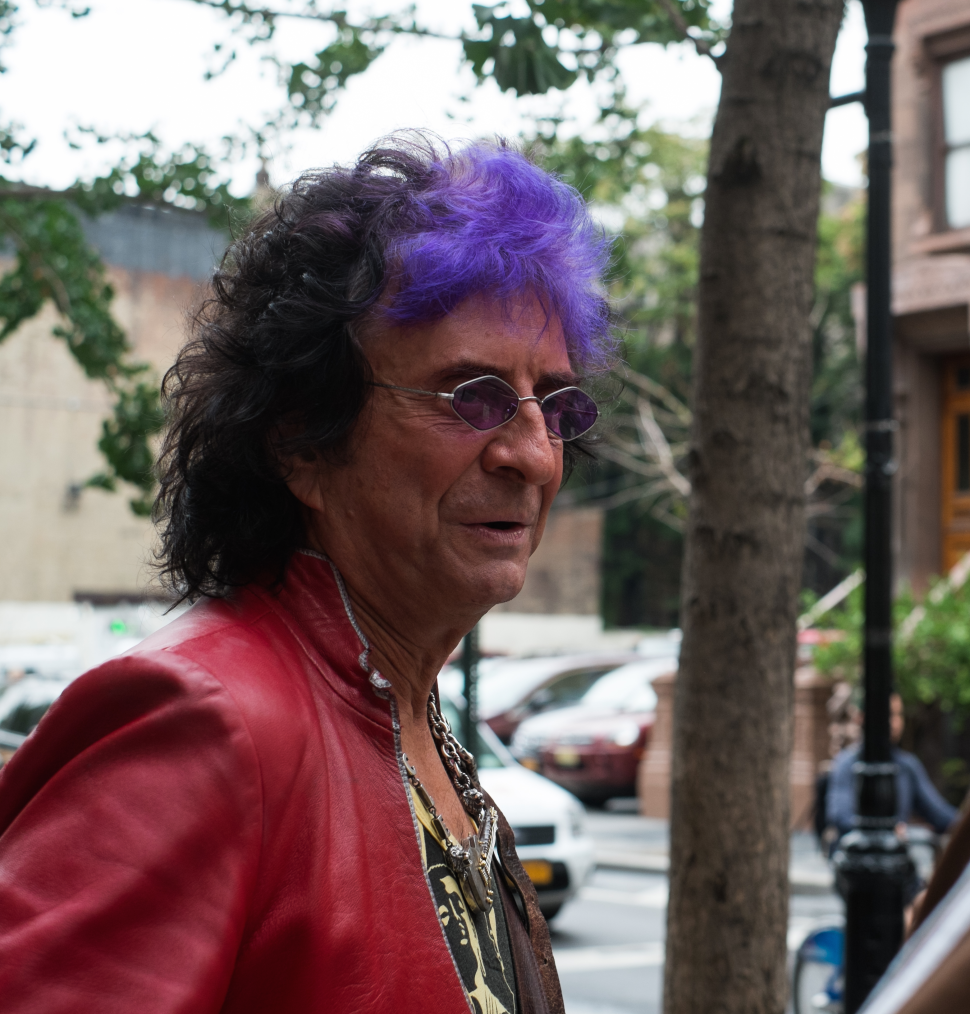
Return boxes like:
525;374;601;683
831;2;914;1010
461;625;480;759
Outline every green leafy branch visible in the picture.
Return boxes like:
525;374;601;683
66;128;252;229
0;128;252;514
466;0;723;96
179;0;727;130
0;189;160;512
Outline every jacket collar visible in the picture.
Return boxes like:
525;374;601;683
252;550;395;724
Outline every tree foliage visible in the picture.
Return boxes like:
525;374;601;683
814;578;970;729
185;0;726;127
802;185;866;588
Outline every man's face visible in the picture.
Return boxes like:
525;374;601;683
293;293;573;624
891;693;905;745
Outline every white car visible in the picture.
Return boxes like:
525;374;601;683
437;694;595;919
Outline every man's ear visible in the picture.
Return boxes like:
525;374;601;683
283;449;328;513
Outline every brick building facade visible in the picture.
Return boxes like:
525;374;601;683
892;0;970;591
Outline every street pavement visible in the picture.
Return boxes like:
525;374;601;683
549;808;843;1014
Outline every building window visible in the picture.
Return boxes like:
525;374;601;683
942;55;970;230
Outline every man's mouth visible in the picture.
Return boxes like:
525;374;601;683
482;521;522;531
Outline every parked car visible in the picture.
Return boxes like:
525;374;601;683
475;652;637;743
437;693;595;919
510;656;678;803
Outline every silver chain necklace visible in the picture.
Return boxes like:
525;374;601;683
404;693;499;913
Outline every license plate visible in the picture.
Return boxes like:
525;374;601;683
553;748;581;768
520;860;554;886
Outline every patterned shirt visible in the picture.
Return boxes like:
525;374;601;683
411;785;519;1014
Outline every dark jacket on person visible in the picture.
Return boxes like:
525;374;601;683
826;742;958;836
0;552;562;1014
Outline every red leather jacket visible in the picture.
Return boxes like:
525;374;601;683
0;553;563;1014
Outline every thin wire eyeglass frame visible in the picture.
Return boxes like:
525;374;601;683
370;374;598;441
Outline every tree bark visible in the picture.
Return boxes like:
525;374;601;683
664;2;843;1012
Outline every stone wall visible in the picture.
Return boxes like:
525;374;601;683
0;268;204;600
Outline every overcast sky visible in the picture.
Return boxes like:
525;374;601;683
3;0;869;195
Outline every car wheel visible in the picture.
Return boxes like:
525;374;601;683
540;902;563;921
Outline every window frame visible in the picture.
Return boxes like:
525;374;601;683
925;26;970;233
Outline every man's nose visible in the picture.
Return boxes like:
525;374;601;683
480;399;560;486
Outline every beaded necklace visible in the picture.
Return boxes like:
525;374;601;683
404;693;499;913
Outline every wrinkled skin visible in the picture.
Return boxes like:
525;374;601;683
286;293;573;837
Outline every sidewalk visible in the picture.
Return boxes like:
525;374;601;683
585;810;835;895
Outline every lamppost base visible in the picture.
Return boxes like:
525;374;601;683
833;828;915;1013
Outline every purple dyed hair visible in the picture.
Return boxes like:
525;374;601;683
377;138;614;369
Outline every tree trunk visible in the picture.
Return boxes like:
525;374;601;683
664;3;843;1012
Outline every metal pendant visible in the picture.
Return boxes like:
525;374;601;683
458;835;492;913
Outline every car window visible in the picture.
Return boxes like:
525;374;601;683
476;659;572;716
579;659;674;712
524;666;615;712
474;654;635;717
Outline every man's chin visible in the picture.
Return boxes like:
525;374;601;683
454;562;528;612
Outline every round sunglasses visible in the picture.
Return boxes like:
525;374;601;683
371;375;598;441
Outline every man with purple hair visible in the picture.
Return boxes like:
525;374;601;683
0;135;612;1014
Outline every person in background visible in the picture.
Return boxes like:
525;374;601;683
826;692;959;838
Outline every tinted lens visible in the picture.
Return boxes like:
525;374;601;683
541;388;598;440
452;377;520;431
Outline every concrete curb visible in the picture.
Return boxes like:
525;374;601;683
593;849;835;895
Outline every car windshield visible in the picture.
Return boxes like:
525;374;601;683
0;677;71;735
523;666;616;712
474;657;575;716
472;654;633;717
579;659;675;713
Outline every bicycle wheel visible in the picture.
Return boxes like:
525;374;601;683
792;927;844;1014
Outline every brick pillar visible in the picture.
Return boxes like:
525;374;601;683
637;670;676;819
790;666;832;830
638;666;832;826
